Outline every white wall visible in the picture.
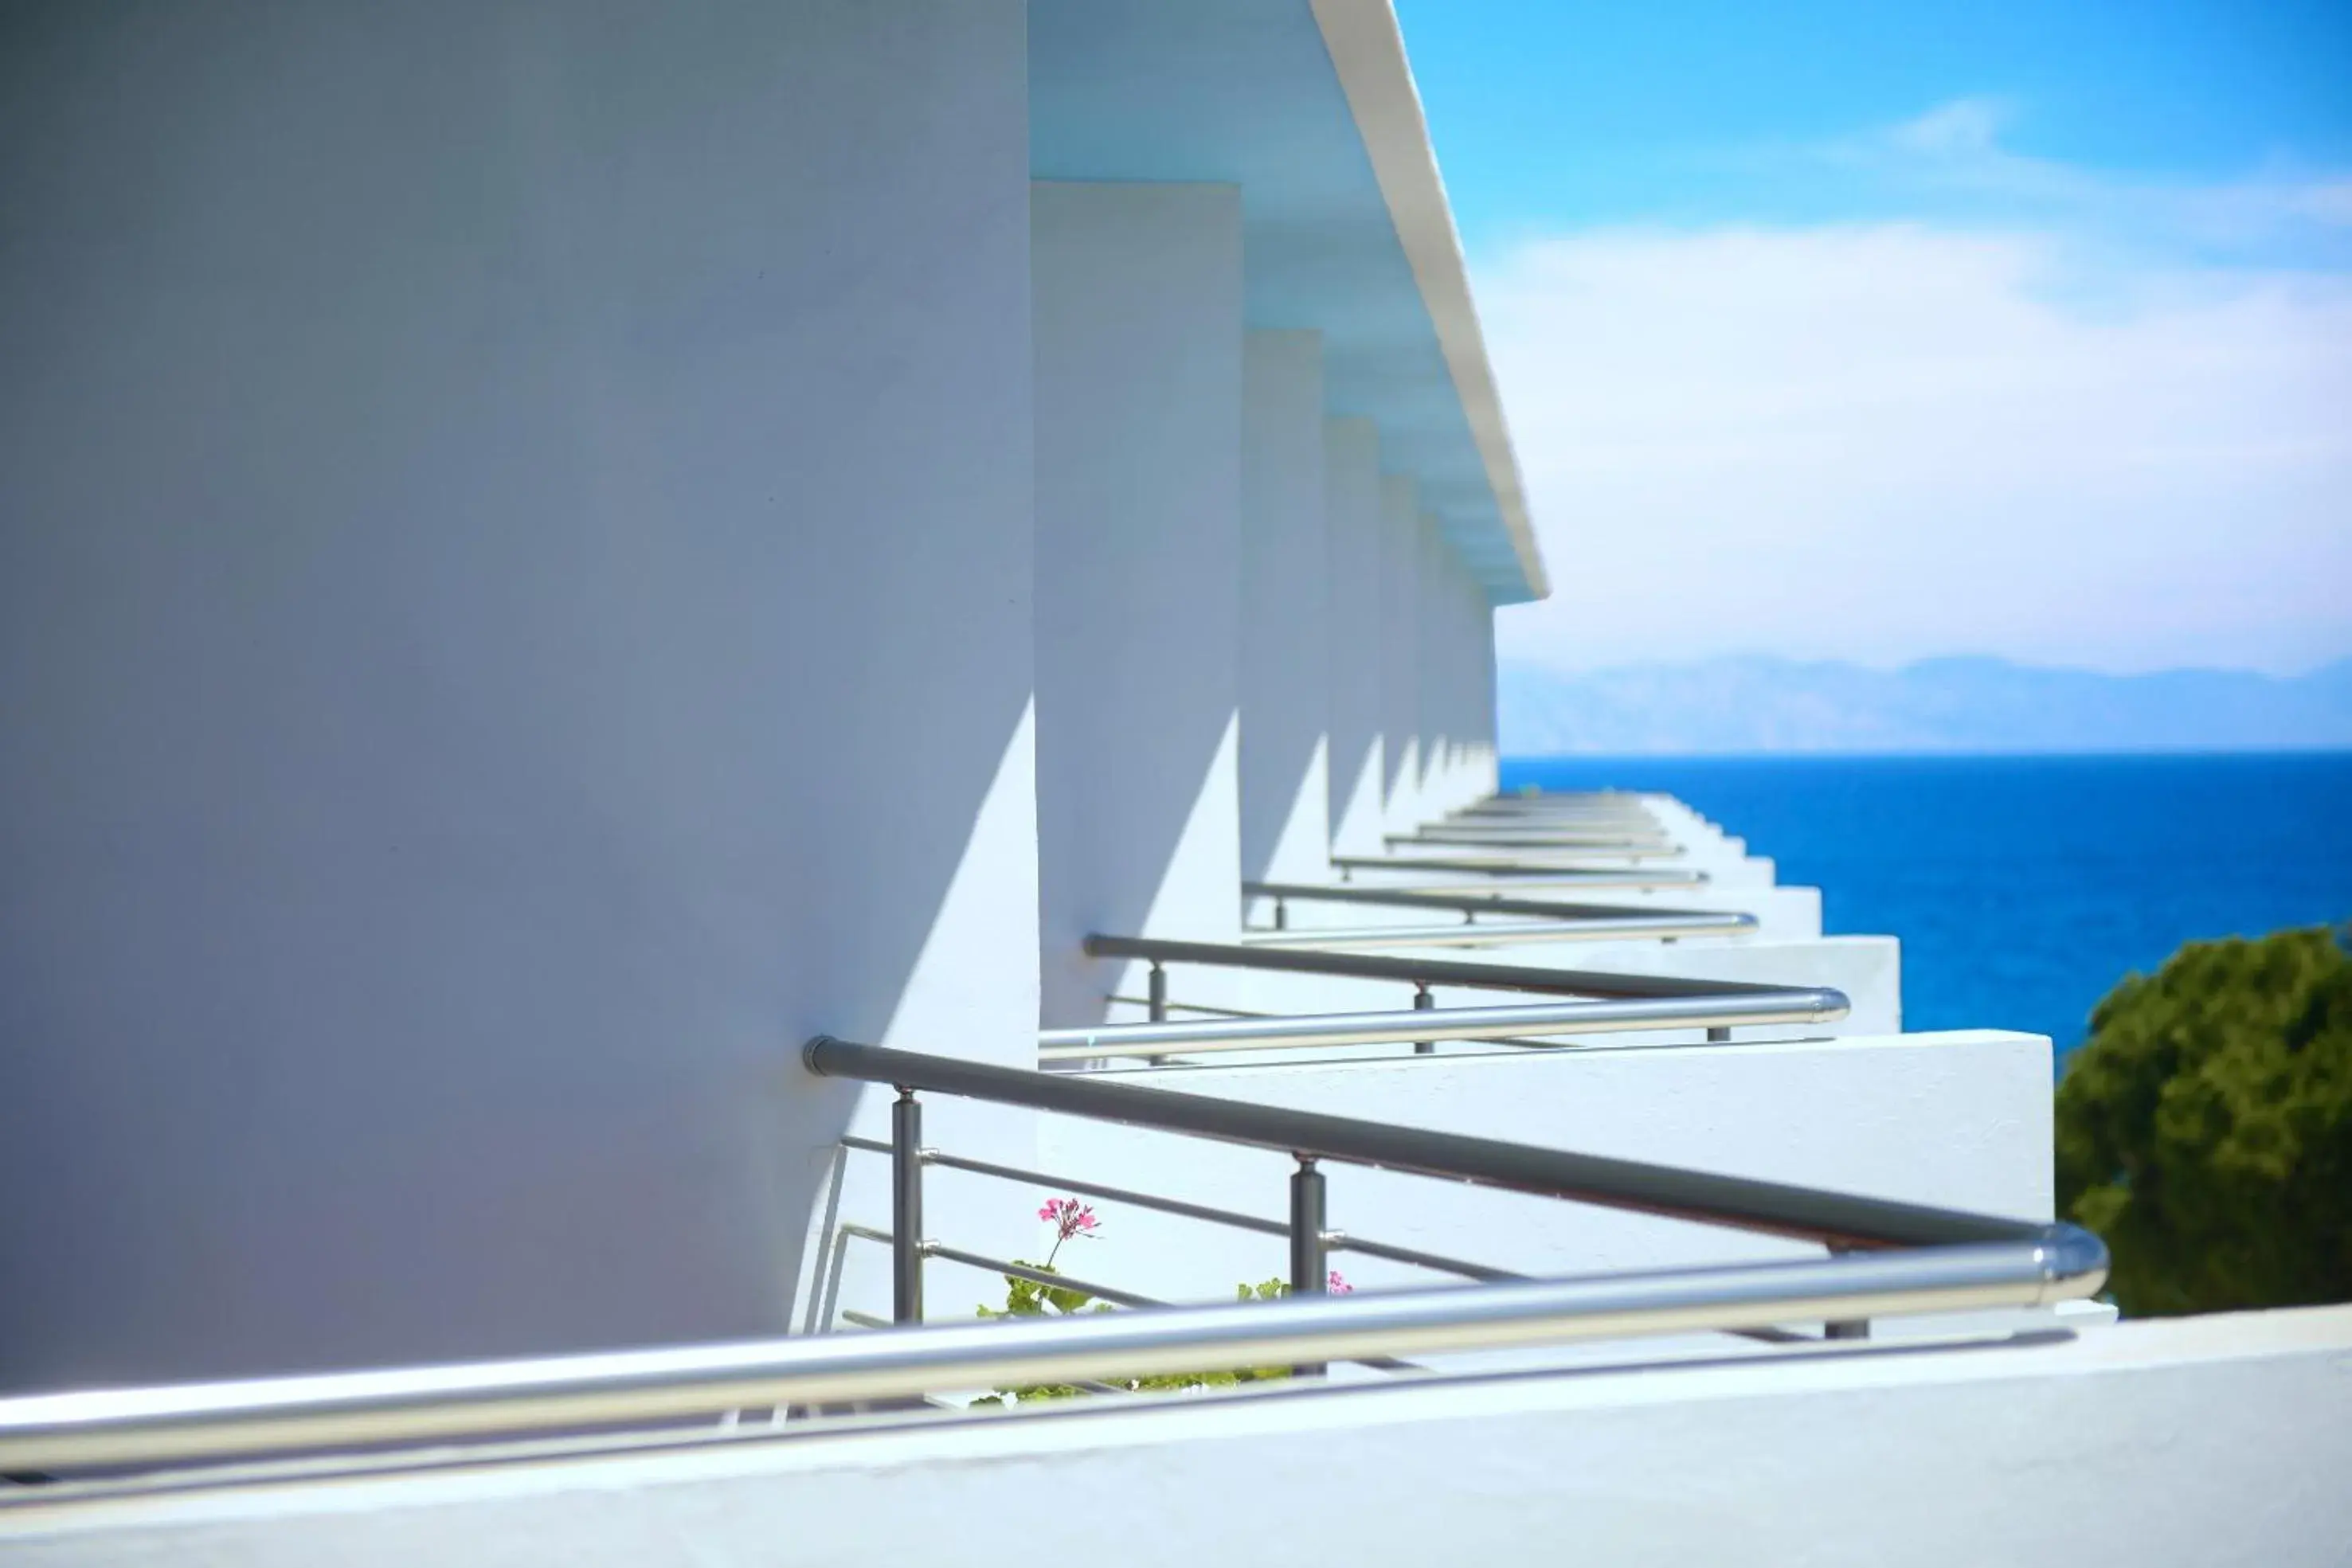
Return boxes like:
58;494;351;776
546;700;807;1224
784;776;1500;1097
1031;182;1246;1026
1378;475;1423;838
1458;563;1500;803
1440;537;1496;812
0;0;1039;1392
1236;331;1331;889
1474;583;1499;788
1415;515;1456;815
25;1308;2347;1566
1322;420;1387;862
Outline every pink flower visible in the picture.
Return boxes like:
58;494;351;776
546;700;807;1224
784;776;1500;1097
1328;1270;1352;1294
1039;1196;1099;1243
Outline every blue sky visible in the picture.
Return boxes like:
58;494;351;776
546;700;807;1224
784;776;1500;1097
1395;2;2352;675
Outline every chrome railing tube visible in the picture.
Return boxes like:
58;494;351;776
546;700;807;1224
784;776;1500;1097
1245;879;1755;932
0;1238;2106;1474
840;1139;1293;1238
1370;845;1700;870
920;1244;1164;1310
1290;1158;1330;1375
1082;934;1807;1003
1341;876;1727;899
1036;991;1848;1063
890;1089;924;1326
1333;854;1706;886
1392;831;1678;854
1452;820;1659;835
1240;921;1740;949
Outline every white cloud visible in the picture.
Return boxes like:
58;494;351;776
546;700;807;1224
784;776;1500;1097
1884;97;2011;160
1482;221;2352;676
1823;99;2352;254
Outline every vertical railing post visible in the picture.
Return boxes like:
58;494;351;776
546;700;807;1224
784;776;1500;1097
891;1087;924;1326
1824;1244;1867;1339
1146;962;1172;1066
1706;1026;1731;1042
1272;897;1288;931
1289;1155;1329;1376
1413;982;1435;1054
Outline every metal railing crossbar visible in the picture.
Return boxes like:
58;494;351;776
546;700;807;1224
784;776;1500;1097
1243;881;1751;929
1239;921;1736;951
1037;991;1845;1063
840;1136;1290;1238
1333;854;1704;884
1082;934;1808;1004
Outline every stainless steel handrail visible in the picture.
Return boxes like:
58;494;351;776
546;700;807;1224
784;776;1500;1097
805;1038;2050;1252
1391;831;1679;856
1434;809;1661;824
1082;934;1815;1003
840;1135;1290;1237
1370;843;1694;867
1243;880;1754;932
0;1241;2105;1473
1329;876;1734;900
1453;817;1658;832
1241;921;1733;950
1037;990;1845;1063
1456;808;1653;825
1333;854;1705;886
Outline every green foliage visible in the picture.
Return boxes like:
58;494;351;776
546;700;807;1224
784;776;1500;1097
976;1266;1108;1323
2054;924;2352;1316
969;1269;1296;1406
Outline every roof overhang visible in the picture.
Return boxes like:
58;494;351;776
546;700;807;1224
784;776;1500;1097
1029;0;1549;606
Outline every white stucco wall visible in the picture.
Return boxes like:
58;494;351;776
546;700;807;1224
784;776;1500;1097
1422;545;1460;814
1378;475;1423;837
1458;562;1500;803
1415;515;1457;815
26;1309;2335;1567
1236;331;1332;889
0;1;1039;1392
1322;419;1387;862
1031;182;1246;1026
1395;510;1510;827
1446;541;1497;811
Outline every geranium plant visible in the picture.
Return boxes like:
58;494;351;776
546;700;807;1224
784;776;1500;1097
970;1198;1352;1405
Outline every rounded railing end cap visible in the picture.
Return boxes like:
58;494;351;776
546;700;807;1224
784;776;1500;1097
2041;1222;2110;1290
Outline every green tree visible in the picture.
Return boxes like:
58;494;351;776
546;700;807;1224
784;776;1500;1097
2055;924;2352;1316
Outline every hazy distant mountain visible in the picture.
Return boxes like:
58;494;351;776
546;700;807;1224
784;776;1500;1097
1499;655;2352;755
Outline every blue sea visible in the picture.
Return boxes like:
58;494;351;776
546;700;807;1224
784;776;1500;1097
1497;753;2352;1064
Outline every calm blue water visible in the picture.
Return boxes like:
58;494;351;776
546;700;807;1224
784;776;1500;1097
1497;753;2352;1062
